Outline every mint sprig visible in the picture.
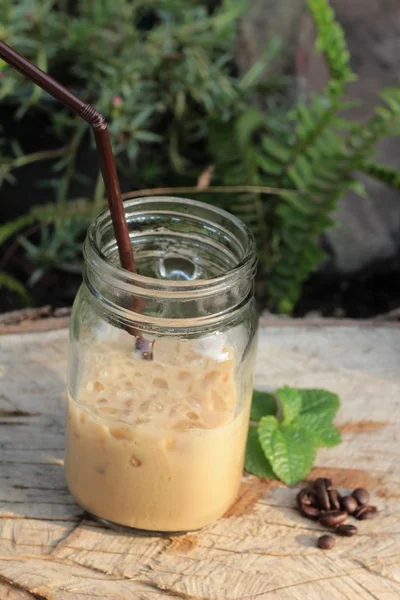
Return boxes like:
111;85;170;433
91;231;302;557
275;387;302;423
245;429;276;479
250;390;276;421
245;387;341;485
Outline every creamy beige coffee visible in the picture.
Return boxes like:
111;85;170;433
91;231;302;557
65;335;251;531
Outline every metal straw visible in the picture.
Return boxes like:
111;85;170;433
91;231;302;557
0;40;136;274
0;41;156;356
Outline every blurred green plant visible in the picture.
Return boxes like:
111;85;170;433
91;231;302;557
208;0;400;311
1;0;274;197
18;220;86;286
1;0;400;311
0;271;31;304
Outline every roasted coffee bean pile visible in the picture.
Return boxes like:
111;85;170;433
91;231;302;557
296;478;378;550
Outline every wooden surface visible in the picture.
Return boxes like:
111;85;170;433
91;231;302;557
0;323;400;600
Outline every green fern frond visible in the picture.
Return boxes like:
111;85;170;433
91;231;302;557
30;198;104;224
257;0;357;190
307;0;355;91
0;272;31;304
0;214;34;246
208;112;268;246
336;88;400;178
361;161;400;191
350;88;400;153
208;80;400;314
0;199;102;250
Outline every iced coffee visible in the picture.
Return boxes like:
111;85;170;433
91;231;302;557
65;333;252;532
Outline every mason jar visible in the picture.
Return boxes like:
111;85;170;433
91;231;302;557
65;197;258;533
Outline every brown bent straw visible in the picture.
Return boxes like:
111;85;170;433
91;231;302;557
0;41;154;357
0;40;136;274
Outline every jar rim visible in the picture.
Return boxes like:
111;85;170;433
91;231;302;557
86;196;257;292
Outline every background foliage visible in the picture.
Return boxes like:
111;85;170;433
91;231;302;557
1;0;400;312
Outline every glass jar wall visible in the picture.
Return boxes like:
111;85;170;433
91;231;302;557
65;197;258;532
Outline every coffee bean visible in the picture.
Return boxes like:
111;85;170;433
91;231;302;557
357;505;378;520
318;535;335;550
297;488;313;508
315;478;330;510
313;477;325;488
337;524;358;536
341;495;358;514
354;505;368;520
352;488;369;506
328;489;341;510
319;510;348;527
297;480;378;531
300;505;320;520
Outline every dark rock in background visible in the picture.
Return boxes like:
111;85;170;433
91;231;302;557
235;0;306;79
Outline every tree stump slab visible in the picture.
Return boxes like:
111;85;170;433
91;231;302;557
0;321;399;599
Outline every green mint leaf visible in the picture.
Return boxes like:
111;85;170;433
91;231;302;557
250;390;277;421
258;416;316;485
298;389;340;419
244;429;276;479
295;413;341;447
275;386;302;424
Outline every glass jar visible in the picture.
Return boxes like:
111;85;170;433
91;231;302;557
65;197;258;533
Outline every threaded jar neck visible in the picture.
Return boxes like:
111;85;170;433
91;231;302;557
84;197;257;332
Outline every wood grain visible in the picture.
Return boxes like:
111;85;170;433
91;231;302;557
0;325;399;599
